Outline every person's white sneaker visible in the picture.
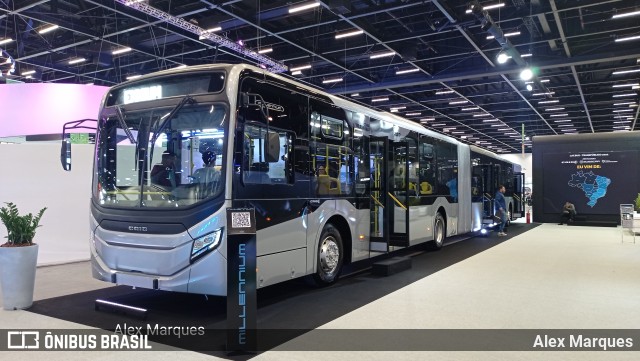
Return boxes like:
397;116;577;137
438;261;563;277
498;232;507;236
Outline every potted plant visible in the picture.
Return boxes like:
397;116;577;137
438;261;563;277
635;193;640;213
0;202;46;310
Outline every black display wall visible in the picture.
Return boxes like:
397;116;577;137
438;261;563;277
532;132;640;224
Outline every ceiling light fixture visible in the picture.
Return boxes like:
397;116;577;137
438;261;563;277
0;38;13;45
390;106;406;111
520;68;533;80
615;35;640;42
396;68;420;75
370;51;396;59
291;70;302;75
430;123;446;126
538;100;559;104
21;70;36;76
203;26;222;33
473;113;491;117
335;29;364;39
351;93;359;97
289;2;320;14
435;90;455;95
420;118;435;122
613;93;637;97
532;92;555;96
487;31;520;40
526;84;533;91
461;107;480;111
258;48;273;54
497;52;509;64
406;112;421;116
550;113;569;117
322;77;342;84
614;121;632;124
449;100;469;105
482;119;499;122
290;64;311;72
553;120;572;123
126;74;142;80
68;58;86;65
372;97;389;102
520;53;533;57
612;68;640;75
613;109;634;112
612;83;639;88
540;79;550;83
612;10;640;19
112;47;132;55
483;3;506;10
38;24;59;34
545;107;565;111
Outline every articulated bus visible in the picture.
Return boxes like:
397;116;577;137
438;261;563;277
63;64;524;295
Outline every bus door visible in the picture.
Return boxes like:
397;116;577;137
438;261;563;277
513;172;525;217
481;164;494;219
369;137;389;252
389;141;410;247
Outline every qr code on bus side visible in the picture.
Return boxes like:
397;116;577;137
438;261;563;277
231;212;252;228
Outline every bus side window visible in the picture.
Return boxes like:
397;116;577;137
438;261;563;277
418;136;436;195
242;124;294;185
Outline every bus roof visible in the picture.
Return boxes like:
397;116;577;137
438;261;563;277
116;63;512;157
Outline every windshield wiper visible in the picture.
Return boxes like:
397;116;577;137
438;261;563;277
115;105;137;145
149;96;195;166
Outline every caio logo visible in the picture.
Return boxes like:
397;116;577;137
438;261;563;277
7;331;39;349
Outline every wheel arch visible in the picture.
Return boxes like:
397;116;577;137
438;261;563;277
323;215;352;265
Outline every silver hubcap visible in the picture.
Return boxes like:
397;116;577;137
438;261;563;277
319;236;340;274
435;218;444;245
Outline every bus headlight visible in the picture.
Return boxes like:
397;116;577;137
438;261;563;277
191;229;222;262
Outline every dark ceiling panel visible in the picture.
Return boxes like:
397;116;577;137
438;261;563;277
1;0;639;151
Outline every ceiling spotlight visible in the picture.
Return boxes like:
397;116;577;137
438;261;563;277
520;68;533;80
526;84;533;91
497;51;509;64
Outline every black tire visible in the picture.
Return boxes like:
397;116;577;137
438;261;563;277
427;212;446;250
311;224;344;286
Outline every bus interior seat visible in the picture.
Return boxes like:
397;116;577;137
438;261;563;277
318;174;340;195
420;182;433;195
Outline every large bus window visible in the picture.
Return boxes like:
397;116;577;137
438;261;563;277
312;144;353;196
436;140;458;201
94;103;227;208
242;124;293;184
418;136;436;196
239;77;310;180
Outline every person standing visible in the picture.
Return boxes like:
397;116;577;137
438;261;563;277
494;185;508;236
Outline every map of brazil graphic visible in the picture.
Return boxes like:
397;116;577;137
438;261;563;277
567;171;611;207
543;151;637;215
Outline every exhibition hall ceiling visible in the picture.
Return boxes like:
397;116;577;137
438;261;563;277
1;0;640;153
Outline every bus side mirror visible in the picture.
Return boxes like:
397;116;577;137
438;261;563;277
264;131;280;163
60;138;71;171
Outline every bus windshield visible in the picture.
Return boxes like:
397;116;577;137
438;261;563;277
93;102;227;208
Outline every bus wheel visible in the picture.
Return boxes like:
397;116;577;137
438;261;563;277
428;212;445;250
312;224;344;285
